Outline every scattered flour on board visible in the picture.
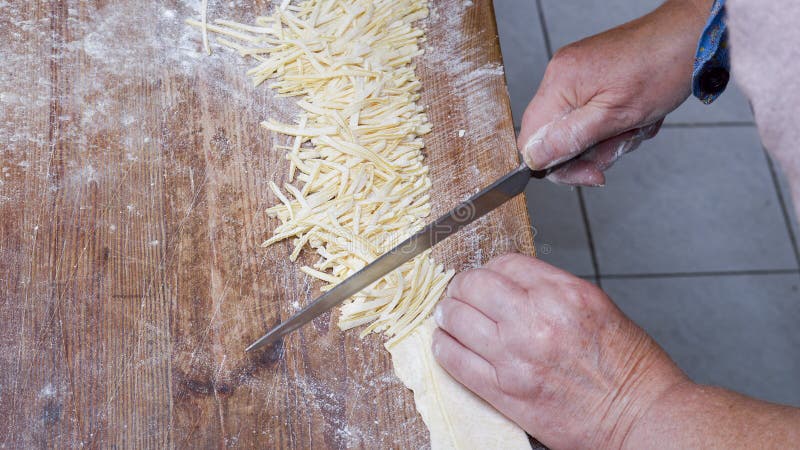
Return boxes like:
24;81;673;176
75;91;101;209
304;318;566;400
469;165;480;177
423;0;507;171
0;0;297;209
38;383;56;399
79;164;98;184
0;0;277;148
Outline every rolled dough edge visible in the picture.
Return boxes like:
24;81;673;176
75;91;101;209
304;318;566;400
388;318;531;450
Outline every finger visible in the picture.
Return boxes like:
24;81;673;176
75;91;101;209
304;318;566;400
483;253;573;291
521;103;639;170
639;119;664;140
445;269;526;322
546;132;636;186
484;254;600;319
584;118;662;168
434;297;500;361
432;328;501;404
545;118;663;186
516;84;573;155
546;159;606;187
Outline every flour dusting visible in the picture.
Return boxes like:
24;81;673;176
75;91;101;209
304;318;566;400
38;383;56;399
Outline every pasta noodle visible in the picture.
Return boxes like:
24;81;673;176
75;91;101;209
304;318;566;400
201;0;211;55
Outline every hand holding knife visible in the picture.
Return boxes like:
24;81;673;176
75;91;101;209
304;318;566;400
246;159;566;352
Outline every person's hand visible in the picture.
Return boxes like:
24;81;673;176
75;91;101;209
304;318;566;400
432;254;688;449
519;0;713;186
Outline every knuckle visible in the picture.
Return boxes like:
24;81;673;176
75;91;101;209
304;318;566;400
550;45;580;69
489;252;534;272
532;321;556;348
495;360;539;397
559;279;608;312
447;270;471;298
432;332;454;366
494;373;517;396
554;283;586;309
455;269;482;294
600;106;645;128
527;117;578;160
542;46;580;85
488;272;525;300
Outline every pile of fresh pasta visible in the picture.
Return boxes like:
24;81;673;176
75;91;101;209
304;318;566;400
188;0;453;346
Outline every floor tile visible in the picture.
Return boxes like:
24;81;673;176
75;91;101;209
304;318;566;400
538;0;754;124
495;0;550;127
603;274;800;407
584;126;797;274
669;89;752;125
540;0;657;50
771;158;800;260
525;182;595;276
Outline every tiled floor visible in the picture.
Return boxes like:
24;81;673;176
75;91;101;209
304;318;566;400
495;0;800;407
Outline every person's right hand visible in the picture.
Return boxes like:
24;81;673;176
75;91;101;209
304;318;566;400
519;0;714;186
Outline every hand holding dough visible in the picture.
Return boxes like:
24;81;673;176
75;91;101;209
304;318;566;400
433;254;686;449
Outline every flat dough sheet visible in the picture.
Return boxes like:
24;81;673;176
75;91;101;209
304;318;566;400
389;318;531;449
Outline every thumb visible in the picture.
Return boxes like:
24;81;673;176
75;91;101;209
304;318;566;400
521;105;632;170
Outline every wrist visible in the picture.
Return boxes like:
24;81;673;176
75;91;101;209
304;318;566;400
593;334;690;449
632;0;713;109
617;377;698;449
664;0;717;29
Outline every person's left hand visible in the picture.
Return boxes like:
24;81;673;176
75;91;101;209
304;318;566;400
432;254;688;449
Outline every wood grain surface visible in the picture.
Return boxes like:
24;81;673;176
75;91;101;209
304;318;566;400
0;0;536;447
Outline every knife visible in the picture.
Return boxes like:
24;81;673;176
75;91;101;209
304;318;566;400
246;161;560;352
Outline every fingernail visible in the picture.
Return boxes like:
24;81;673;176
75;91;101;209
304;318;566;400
434;303;444;327
522;124;552;169
523;138;545;169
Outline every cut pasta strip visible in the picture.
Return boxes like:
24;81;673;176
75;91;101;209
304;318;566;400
201;0;211;55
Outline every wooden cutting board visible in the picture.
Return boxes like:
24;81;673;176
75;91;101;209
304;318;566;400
0;0;535;447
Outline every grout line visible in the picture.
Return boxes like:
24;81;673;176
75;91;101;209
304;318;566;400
534;0;602;286
762;151;800;268
576;188;602;287
600;269;800;280
534;0;554;57
577;274;602;285
662;121;755;128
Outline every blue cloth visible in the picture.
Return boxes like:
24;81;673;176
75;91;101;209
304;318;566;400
692;0;730;103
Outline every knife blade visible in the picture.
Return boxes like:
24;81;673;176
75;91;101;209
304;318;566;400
246;162;555;352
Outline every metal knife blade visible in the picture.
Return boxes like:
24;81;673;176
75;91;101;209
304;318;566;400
246;162;551;352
